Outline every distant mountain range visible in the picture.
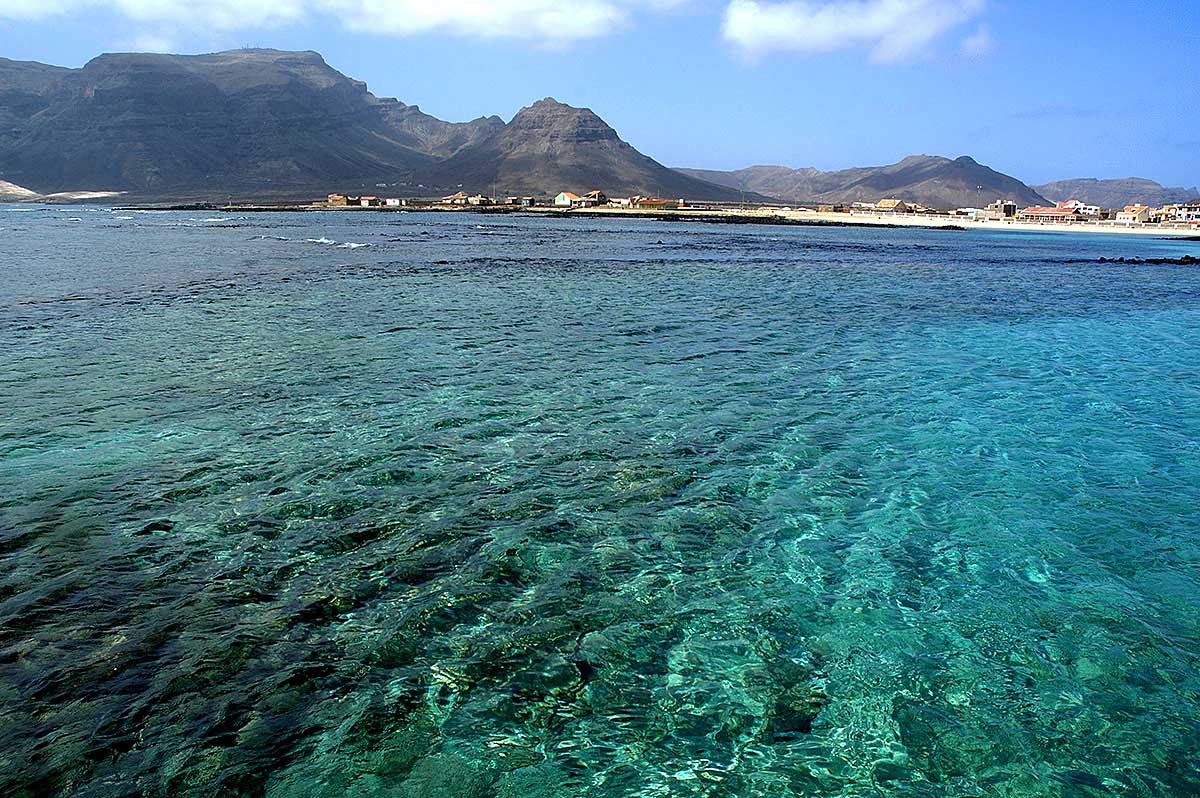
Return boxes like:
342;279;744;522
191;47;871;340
0;49;743;202
0;48;1191;209
678;156;1048;210
1034;178;1200;209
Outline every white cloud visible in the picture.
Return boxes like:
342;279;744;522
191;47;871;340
0;0;690;44
722;0;986;62
0;0;80;19
126;30;179;53
113;0;307;30
0;0;306;28
959;24;993;58
319;0;618;41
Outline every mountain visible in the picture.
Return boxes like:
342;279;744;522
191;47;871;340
379;102;504;159
679;155;1047;209
0;50;497;197
0;58;71;149
0;50;747;202
1035;178;1199;209
417;98;747;202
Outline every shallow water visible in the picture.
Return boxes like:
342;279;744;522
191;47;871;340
2;208;1199;797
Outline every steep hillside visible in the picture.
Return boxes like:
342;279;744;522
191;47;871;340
421;98;746;201
0;50;438;195
679;156;1047;209
1035;178;1199;209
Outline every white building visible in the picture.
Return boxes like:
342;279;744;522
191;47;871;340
1056;200;1101;217
1169;203;1200;222
1116;204;1153;224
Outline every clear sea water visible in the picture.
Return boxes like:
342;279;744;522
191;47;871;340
2;207;1199;798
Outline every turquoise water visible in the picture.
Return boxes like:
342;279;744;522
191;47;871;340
2;208;1199;797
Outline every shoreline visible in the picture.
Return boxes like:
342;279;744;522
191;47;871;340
106;201;1200;239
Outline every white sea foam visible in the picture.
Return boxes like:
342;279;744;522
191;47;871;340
338;242;370;249
306;237;336;245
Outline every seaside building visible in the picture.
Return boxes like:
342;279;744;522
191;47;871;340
874;199;911;214
384;198;405;207
1116;204;1153;224
359;196;381;207
1172;202;1200;223
554;191;581;208
327;194;354;206
1056;199;1101;217
978;199;1018;220
466;194;492;206
631;197;682;210
1017;206;1084;224
441;191;471;206
579;190;608;208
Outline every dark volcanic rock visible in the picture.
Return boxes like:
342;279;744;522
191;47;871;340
0;49;442;196
0;58;70;149
379;101;504;159
420;97;747;201
1097;255;1198;265
0;52;746;202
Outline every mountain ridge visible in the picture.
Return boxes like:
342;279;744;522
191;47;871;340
678;155;1048;209
0;49;440;196
1;49;1188;207
0;49;747;201
417;97;748;201
1034;178;1200;209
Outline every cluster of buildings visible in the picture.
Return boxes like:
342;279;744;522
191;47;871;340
326;194;409;207
327;190;688;211
829;196;1200;227
326;189;1200;227
551;190;684;210
945;198;1200;227
1013;200;1200;226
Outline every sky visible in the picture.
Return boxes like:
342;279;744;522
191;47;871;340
0;0;1196;187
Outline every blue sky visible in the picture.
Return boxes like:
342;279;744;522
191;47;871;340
0;1;1196;187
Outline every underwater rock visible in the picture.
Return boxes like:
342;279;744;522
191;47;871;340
493;763;572;798
137;518;174;535
399;754;491;798
770;684;829;734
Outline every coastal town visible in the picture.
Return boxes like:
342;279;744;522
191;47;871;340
322;190;1200;236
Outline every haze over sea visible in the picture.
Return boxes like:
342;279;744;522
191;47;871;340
2;208;1199;797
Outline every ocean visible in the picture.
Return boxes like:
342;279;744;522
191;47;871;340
2;207;1199;797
